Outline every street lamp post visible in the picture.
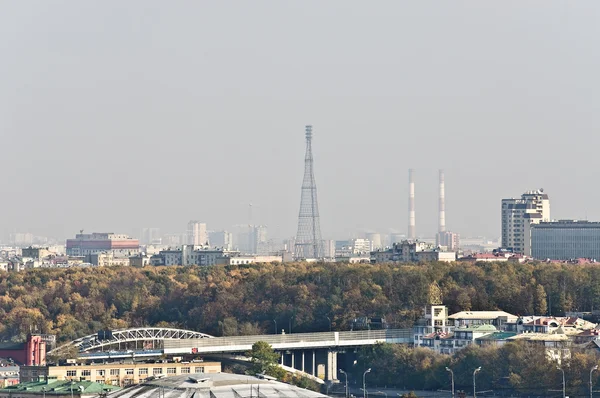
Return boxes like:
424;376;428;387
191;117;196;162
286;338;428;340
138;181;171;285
273;320;277;334
377;391;388;398
591;365;599;398
70;381;75;398
340;369;349;398
363;368;372;398
446;367;455;398
42;387;46;398
327;316;332;332
557;367;566;398
473;367;482;398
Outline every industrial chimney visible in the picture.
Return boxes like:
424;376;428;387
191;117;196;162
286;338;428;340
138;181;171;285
439;169;446;233
408;169;415;240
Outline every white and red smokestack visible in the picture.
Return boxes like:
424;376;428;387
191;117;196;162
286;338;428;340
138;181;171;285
408;169;416;240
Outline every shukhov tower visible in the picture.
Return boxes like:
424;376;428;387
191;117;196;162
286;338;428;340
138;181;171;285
294;125;324;260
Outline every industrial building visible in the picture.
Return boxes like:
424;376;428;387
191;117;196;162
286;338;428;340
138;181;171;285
501;189;550;254
20;361;221;386
65;233;139;258
107;373;328;398
527;220;600;260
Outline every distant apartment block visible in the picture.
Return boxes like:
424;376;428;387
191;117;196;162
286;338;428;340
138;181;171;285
371;241;456;263
527;220;600;260
436;231;460;251
141;228;161;245
187;221;208;246
335;239;372;257
501;189;550;254
152;246;285;266
208;231;233;251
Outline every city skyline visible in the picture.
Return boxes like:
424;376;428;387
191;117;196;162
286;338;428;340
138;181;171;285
2;2;599;241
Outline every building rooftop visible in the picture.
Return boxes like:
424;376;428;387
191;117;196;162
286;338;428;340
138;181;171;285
107;373;327;398
0;380;120;396
476;332;517;341
449;311;517;320
509;333;570;342
454;324;498;332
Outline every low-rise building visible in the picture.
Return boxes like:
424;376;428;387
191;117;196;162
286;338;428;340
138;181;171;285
371;241;455;263
0;379;120;398
226;255;283;265
88;253;130;267
0;366;20;387
422;325;498;355
20;361;221;387
448;311;518;330
476;331;518;348
508;332;571;363
413;304;451;347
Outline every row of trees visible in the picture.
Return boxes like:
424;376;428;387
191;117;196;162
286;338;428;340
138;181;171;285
0;261;598;343
356;342;600;396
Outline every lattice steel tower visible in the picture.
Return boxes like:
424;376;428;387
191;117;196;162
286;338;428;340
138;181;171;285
294;125;324;260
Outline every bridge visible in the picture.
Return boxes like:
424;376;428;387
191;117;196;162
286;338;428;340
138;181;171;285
49;327;214;354
55;328;412;381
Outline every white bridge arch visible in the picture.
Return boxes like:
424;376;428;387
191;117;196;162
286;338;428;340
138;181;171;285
50;327;214;354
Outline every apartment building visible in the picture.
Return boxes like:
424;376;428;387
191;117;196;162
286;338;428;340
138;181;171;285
501;189;550;254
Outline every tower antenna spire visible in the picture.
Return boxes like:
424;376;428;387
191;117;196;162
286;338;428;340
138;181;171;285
294;125;324;260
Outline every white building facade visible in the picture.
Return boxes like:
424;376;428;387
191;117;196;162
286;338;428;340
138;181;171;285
501;189;550;254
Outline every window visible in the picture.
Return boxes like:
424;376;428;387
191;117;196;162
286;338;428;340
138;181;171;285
167;368;176;375
180;367;190;374
153;368;163;376
66;370;77;377
82;370;91;377
139;368;148;375
110;369;120;376
96;370;105;376
125;369;134;375
195;367;204;373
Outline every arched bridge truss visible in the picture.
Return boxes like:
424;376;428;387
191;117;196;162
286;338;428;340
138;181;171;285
50;327;214;354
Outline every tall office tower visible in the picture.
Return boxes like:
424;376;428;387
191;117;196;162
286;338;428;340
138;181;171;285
253;225;269;254
294;125;324;260
187;221;208;246
408;169;416;240
501;189;550;254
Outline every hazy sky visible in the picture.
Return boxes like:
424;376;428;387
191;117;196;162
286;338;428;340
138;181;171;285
2;1;600;242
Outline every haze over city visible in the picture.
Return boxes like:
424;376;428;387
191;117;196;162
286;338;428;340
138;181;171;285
2;1;600;242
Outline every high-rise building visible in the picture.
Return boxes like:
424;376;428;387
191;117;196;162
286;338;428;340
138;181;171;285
208;231;233;250
187;221;208;246
253;225;268;254
294;125;324;260
141;228;161;245
501;189;550;254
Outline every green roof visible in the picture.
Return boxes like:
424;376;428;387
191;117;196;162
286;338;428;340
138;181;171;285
477;331;517;340
0;380;120;395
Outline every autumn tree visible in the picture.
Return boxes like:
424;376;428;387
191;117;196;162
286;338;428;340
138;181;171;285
246;341;285;379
